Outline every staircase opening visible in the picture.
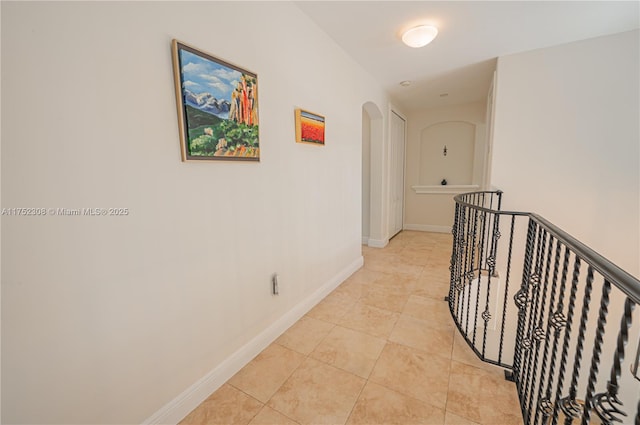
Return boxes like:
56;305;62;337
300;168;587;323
448;190;640;425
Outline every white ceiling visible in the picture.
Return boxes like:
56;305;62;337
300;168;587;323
295;1;640;111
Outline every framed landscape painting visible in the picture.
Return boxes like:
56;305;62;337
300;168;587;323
172;40;259;161
295;109;325;146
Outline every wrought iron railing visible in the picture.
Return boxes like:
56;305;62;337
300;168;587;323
449;190;639;425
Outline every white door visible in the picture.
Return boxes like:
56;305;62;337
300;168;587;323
389;111;406;238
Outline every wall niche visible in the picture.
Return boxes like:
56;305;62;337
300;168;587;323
418;121;475;186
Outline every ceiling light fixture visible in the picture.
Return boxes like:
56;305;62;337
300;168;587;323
402;25;438;48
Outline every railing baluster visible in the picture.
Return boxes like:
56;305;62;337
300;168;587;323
472;210;488;346
514;218;538;421
591;297;634;423
462;203;472;328
560;266;594;424
498;215;516;366
538;248;572;425
582;280;612;425
465;207;479;337
455;204;469;323
481;210;500;359
522;227;543;380
522;229;549;421
523;233;555;423
450;202;461;312
551;256;581;425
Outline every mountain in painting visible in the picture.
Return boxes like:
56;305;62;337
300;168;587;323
184;89;231;118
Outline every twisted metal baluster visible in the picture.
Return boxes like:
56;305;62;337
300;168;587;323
455;204;469;323
465;207;479;336
450;202;464;320
559;266;594;424
449;202;459;307
531;237;563;423
481;211;499;359
461;206;470;304
472;210;488;347
535;247;571;425
591;297;635;423
489;207;501;281
551;257;582;425
520;226;544;424
522;233;554;422
498;215;516;367
514;219;538;408
461;203;472;329
581;280;612;425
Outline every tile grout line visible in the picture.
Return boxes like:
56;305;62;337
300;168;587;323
226;342;307;424
222;383;265;425
266;316;337;425
342;374;368;425
442;326;457;421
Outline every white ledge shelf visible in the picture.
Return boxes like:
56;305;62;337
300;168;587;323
411;184;479;195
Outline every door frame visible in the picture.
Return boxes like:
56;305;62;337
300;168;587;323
388;105;407;239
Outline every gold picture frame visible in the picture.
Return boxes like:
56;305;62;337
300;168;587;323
294;109;325;146
171;40;260;161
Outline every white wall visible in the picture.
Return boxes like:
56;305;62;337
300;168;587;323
491;29;640;278
0;2;389;423
405;102;486;231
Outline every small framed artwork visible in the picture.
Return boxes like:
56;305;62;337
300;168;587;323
295;109;325;146
171;40;259;161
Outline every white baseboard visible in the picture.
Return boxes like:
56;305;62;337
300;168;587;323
142;255;364;425
403;224;452;234
362;236;369;245
367;238;388;248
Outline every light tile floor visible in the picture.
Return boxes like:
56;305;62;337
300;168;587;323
180;231;523;425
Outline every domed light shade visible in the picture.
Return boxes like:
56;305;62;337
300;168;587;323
402;25;438;48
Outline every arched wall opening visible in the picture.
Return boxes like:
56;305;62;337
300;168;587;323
419;121;476;186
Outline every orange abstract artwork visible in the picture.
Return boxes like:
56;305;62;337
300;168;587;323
295;109;325;145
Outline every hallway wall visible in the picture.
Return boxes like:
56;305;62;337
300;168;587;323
491;29;639;278
1;2;389;423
